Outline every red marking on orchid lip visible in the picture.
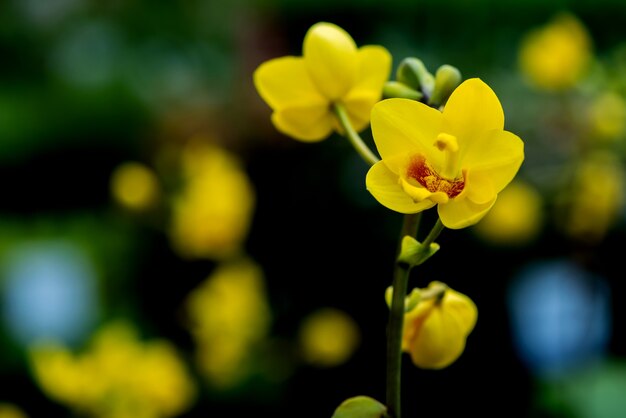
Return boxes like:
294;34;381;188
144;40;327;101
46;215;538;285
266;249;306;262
407;155;465;198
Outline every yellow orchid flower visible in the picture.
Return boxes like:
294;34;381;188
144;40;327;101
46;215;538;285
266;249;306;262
366;78;524;229
254;22;391;142
402;282;477;369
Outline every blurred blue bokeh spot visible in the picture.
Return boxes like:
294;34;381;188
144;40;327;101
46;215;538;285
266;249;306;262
507;259;612;378
1;240;100;346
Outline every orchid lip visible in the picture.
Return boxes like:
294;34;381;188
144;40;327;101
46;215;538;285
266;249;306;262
406;154;465;198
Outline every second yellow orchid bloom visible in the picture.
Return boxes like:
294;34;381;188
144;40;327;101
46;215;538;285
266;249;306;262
254;22;391;142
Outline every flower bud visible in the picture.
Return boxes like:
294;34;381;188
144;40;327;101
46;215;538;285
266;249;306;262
428;64;462;108
382;81;424;101
396;57;435;98
402;281;477;369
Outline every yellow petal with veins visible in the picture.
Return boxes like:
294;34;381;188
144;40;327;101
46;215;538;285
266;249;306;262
303;22;359;100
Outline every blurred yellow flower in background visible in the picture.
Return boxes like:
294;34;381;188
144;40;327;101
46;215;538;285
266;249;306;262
473;180;544;246
0;404;28;418
254;22;391;141
587;91;626;142
110;162;160;211
185;258;271;389
519;13;592;91
366;78;524;229
402;282;477;369
169;140;255;260
556;151;625;244
298;307;360;368
30;321;196;418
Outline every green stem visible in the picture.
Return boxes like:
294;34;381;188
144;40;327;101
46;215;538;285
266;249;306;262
386;262;410;418
420;218;445;251
395;213;421;256
386;216;444;418
332;103;380;166
385;213;419;418
331;99;447;418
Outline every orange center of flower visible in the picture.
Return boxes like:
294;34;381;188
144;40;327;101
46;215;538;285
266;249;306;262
407;155;465;198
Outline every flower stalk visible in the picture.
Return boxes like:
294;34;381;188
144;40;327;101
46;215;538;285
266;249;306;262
335;96;447;418
386;216;444;418
333;103;380;166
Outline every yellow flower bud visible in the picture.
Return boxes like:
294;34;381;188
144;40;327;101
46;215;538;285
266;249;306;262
402;282;477;369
